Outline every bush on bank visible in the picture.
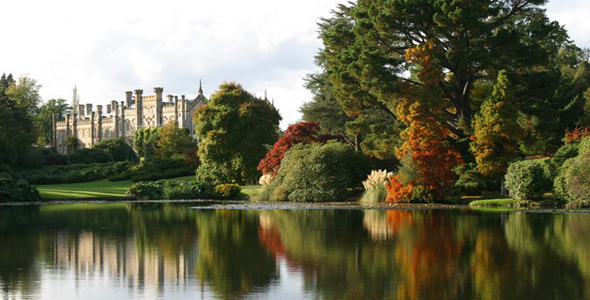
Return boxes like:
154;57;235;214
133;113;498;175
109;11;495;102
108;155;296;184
504;158;553;200
257;142;367;202
126;180;241;200
0;174;41;202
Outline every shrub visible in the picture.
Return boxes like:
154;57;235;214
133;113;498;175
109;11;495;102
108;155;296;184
126;180;216;200
126;181;166;200
13;161;135;184
68;148;114;164
93;138;139;162
129;157;194;182
453;163;501;196
578;136;590;156
553;158;576;202
163;183;196;200
214;184;241;199
549;143;579;171
0;175;41;202
554;152;590;203
258;142;368;202
504;158;553;200
360;170;393;205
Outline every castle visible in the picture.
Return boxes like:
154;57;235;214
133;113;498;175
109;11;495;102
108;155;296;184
52;83;207;154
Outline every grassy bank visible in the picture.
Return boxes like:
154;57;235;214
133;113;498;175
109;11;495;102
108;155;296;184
36;176;195;199
36;176;262;200
468;198;517;207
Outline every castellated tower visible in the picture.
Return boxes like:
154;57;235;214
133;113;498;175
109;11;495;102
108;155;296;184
52;83;208;154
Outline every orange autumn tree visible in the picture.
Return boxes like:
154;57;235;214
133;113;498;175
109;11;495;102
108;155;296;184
386;41;463;203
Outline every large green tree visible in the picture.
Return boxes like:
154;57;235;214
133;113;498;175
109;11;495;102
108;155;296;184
319;0;569;139
302;56;402;160
0;91;35;168
195;82;281;184
34;98;67;146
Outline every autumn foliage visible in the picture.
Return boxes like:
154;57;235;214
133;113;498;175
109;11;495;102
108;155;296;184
257;122;321;175
386;41;463;203
564;127;590;144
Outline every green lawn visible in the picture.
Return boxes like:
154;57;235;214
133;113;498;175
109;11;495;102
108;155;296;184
36;177;261;200
468;198;517;207
36;176;195;199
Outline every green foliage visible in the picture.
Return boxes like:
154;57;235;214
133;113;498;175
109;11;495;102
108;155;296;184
13;161;134;184
0;174;41;202
68;148;114;164
548;143;579;171
504;159;553;200
554;153;590;203
92;138;138;162
454;163;501;196
470;70;522;178
126;180;216;200
553;158;576;202
127;158;194;182
578;136;590;156
195;82;281;184
155;121;197;159
34;98;67;146
319;0;569;140
134;127;162;160
0;90;35;168
258;142;367;202
213;184;241;200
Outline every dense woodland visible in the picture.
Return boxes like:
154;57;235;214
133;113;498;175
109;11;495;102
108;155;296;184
1;0;590;205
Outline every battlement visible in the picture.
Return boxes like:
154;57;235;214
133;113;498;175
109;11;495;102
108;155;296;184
53;84;206;154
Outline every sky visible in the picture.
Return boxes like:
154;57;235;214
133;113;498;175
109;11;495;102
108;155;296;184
1;0;589;129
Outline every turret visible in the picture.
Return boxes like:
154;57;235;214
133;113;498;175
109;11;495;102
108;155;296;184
86;104;93;116
96;105;103;142
154;87;163;127
135;89;143;129
78;104;85;118
125;91;133;108
111;100;119;138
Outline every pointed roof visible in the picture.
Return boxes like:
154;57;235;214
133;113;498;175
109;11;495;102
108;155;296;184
194;79;207;105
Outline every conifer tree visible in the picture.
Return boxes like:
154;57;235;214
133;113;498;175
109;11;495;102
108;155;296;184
470;70;522;178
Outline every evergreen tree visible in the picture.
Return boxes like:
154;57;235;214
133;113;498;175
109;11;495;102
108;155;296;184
470;70;522;178
195;82;281;184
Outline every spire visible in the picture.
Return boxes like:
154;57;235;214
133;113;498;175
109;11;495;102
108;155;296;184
72;85;80;116
198;79;204;96
264;90;268;101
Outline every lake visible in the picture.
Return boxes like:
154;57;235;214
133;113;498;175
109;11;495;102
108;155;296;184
0;202;589;299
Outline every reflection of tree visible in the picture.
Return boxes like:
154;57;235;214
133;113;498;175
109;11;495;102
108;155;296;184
195;210;277;299
0;206;41;296
392;210;465;300
549;214;590;299
500;212;588;299
260;210;400;299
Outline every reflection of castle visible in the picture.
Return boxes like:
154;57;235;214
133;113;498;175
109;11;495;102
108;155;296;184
52;83;207;154
50;231;198;292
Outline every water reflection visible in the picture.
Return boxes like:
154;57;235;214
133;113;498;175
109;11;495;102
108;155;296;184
0;204;589;299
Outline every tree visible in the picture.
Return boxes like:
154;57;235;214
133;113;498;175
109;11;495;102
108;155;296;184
0;92;35;167
470;70;522;178
319;0;569;139
34;99;67;146
5;76;42;116
195;82;281;184
257;122;322;176
302;56;403;159
155;121;197;159
385;41;463;203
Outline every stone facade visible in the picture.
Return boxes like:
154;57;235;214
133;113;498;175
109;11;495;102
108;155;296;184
53;84;207;154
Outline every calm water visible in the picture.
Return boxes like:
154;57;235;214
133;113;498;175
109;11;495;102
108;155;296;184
0;203;589;299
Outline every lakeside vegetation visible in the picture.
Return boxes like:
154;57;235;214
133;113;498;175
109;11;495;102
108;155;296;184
1;1;590;207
